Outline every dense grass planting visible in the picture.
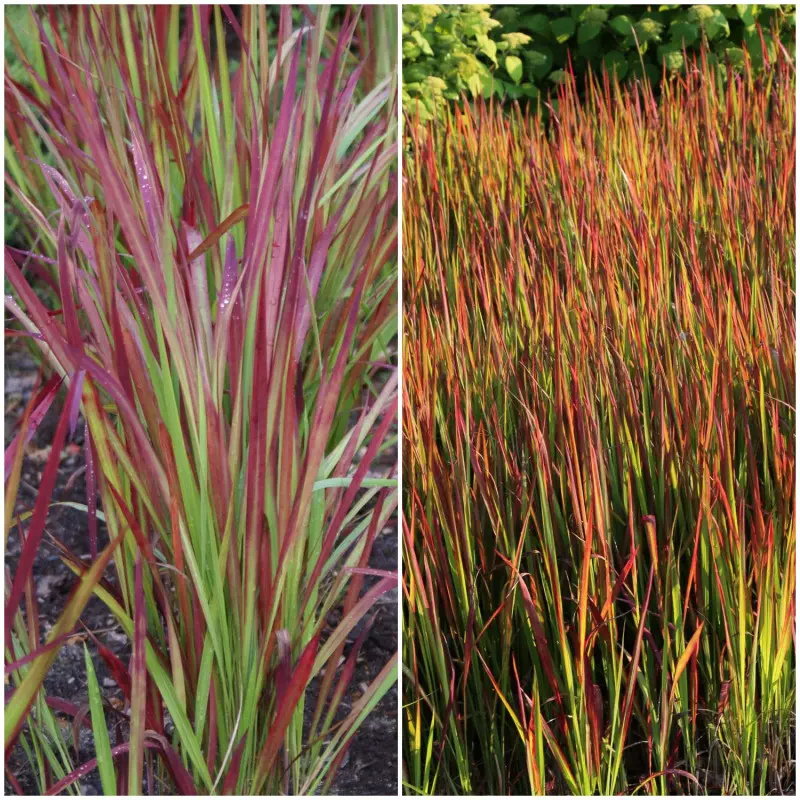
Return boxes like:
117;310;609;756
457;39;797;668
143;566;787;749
403;49;795;795
5;5;397;794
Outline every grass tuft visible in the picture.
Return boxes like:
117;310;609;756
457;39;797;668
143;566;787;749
5;4;398;794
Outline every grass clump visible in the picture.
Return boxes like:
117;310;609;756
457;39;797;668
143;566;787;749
5;4;398;794
403;46;794;795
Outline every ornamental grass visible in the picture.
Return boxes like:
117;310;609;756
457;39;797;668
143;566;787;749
5;5;398;794
403;45;794;795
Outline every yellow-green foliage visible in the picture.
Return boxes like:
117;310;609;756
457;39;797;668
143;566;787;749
403;4;796;119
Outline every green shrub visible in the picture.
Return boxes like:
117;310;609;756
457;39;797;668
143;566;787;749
403;4;538;119
403;4;796;116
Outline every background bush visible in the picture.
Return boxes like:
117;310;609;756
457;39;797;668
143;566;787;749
403;4;796;117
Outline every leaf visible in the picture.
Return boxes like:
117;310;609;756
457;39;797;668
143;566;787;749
505;55;523;85
192;636;215;741
745;29;777;65
524;47;553;80
602;50;628;80
493;7;518;28
685;4;730;39
253;635;321;790
467;73;482;98
580;8;608;25
669;622;705;703
550;17;575;44
403;39;422;61
128;557;146;795
737;4;756;25
313;577;397;671
616;568;655;772
705;8;731;39
609;15;635;37
476;71;494;99
411;30;433;57
476;33;497;65
518;13;550;37
45;742;154;796
5;374;83;648
670;20;699;46
185;203;250;262
578;22;603;46
404;63;428;83
84;421;98;560
632;770;701;795
83;645;117;796
4;374;62;482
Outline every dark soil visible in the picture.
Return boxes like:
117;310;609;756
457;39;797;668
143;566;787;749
4;347;397;796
